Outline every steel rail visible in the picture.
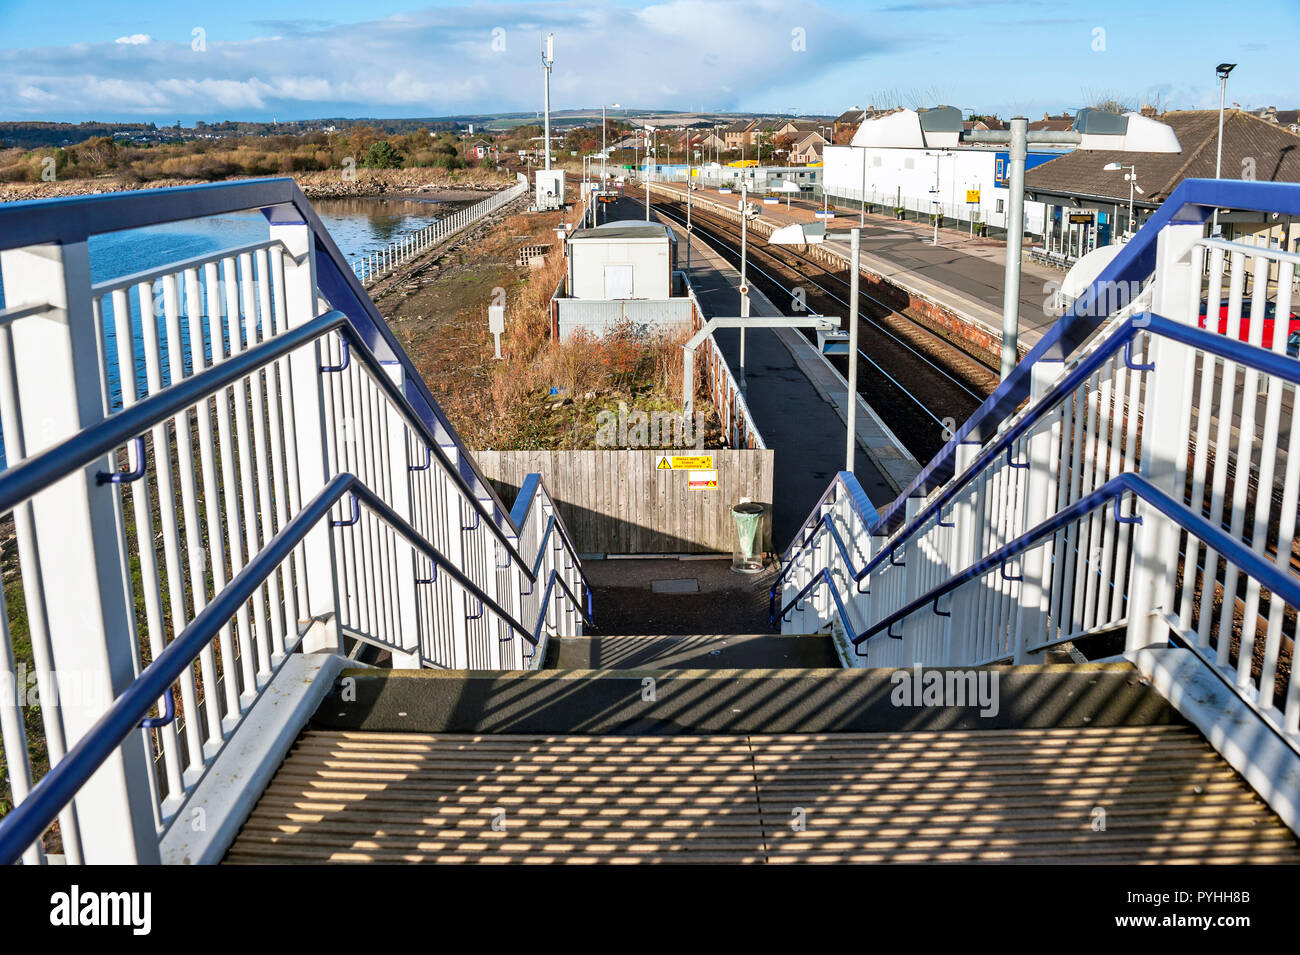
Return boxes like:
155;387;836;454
650;188;991;401
649;199;952;429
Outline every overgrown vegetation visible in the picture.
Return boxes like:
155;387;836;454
0;125;478;185
403;210;718;450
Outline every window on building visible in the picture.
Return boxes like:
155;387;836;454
996;199;1004;213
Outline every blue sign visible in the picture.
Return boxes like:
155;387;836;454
994;151;1059;189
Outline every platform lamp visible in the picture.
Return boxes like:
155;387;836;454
602;103;620;187
1102;162;1142;237
1213;63;1236;236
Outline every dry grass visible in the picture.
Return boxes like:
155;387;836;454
405;200;714;450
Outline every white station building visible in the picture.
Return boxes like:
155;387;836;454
822;106;1181;242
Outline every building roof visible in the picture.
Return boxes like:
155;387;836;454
1024;109;1300;205
723;120;755;134
571;221;673;241
1029;113;1075;132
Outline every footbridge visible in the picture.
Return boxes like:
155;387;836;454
0;177;1297;865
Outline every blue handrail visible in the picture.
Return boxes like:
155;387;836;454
0;311;584;588
779;177;1300;547
780;311;1300;596
0;177;525;545
778;470;878;566
849;471;1300;649
770;512;870;624
0;470;592;866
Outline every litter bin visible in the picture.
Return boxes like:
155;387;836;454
730;501;766;574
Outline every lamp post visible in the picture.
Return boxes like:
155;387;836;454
738;180;755;392
1102;162;1142;237
844;228;861;472
1213;62;1236;236
645;128;655;221
541;34;554;170
602;102;620;188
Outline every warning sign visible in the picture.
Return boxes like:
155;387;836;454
688;470;719;490
656;454;715;471
965;189;980;203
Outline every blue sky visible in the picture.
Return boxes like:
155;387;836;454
1;0;1296;123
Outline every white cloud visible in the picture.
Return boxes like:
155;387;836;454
1;2;885;119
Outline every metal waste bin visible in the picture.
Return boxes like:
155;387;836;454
730;501;765;574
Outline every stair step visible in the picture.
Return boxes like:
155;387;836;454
310;662;1180;736
545;634;839;670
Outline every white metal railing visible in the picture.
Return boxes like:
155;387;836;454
778;179;1300;754
351;178;528;285
0;177;587;863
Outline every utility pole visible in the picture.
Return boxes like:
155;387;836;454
541;34;554;171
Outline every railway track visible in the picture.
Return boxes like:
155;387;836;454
650;195;996;462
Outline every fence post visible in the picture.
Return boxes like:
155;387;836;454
267;207;341;652
1013;360;1064;662
1126;220;1204;652
943;441;983;665
0;241;160;862
381;363;423;669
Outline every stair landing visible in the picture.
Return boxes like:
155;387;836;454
225;725;1300;864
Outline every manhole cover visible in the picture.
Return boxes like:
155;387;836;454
650;578;700;594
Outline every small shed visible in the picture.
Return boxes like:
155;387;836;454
566;220;677;300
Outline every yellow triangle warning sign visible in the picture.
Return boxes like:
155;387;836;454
656;456;672;470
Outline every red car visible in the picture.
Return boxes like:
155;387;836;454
1198;299;1300;357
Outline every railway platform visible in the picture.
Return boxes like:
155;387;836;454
604;196;919;538
650;179;1061;350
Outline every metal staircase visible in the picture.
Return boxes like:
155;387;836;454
2;177;1299;865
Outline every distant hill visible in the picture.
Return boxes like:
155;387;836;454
1;109;835;150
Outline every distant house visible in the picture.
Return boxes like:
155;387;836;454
468;139;499;160
963;117;1005;132
699;130;726;154
1028;113;1075;132
723;120;755;150
789;131;826;165
1256;106;1300;135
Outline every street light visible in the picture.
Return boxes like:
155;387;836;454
737;181;760;391
925;151;955;245
1102;162;1143;237
1213;63;1236;236
602;102;620;188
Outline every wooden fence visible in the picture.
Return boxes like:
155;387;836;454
474;449;775;555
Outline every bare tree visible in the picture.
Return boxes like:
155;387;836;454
1081;88;1136;113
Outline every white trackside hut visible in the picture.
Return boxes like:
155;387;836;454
565;220;676;300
